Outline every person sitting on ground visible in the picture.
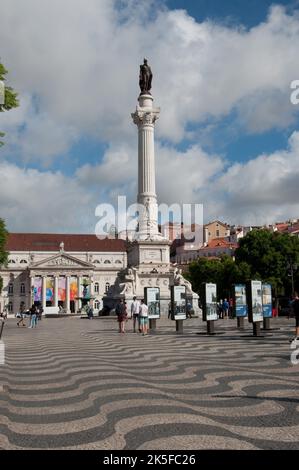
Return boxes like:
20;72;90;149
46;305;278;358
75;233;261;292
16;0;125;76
17;304;26;327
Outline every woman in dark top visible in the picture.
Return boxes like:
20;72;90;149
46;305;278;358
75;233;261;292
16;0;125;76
116;300;127;334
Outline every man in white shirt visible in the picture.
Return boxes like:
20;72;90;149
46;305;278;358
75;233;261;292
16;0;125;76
139;299;149;336
131;296;140;333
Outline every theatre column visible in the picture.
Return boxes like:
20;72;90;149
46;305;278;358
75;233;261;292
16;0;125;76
54;276;59;308
66;276;70;313
42;276;46;310
30;276;34;308
77;276;82;310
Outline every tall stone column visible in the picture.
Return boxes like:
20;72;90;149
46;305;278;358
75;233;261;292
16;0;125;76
77;276;82;310
132;94;162;240
30;276;34;308
42;276;46;310
66;276;70;313
54;276;58;308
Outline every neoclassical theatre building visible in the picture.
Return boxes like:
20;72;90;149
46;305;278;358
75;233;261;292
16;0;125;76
0;233;127;314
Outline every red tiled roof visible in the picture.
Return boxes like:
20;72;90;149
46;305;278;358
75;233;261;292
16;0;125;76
206;237;237;248
6;233;126;252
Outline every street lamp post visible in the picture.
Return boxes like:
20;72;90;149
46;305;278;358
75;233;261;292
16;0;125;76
287;260;297;295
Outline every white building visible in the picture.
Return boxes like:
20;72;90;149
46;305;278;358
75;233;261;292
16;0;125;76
0;233;127;315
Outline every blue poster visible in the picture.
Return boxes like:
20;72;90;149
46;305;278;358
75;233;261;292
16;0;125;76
262;283;272;318
234;284;247;317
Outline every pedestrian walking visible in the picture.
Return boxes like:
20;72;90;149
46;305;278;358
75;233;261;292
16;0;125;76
115;299;127;333
131;296;140;332
222;299;229;318
28;304;37;328
87;304;94;320
168;301;172;319
289;292;299;344
139;299;149;336
2;306;8;321
217;299;223;319
38;306;43;320
229;297;234;318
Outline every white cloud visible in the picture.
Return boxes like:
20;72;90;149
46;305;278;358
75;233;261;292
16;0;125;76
1;2;299;230
201;131;299;225
1;1;299;160
0;162;95;232
1;131;299;232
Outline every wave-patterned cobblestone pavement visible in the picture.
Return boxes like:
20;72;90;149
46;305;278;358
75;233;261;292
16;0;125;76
0;316;298;449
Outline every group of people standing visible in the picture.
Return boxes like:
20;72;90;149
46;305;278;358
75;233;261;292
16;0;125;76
217;298;233;319
17;304;43;328
115;297;149;335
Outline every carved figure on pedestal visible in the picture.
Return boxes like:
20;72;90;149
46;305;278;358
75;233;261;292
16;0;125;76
174;268;193;294
119;268;136;295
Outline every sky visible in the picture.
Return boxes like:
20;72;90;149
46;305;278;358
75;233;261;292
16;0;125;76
1;0;299;233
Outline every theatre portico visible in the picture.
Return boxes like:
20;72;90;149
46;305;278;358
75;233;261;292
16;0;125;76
0;233;127;315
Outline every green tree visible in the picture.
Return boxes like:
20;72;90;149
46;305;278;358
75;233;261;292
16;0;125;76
235;229;299;295
0;219;8;294
186;255;251;300
0;63;19;146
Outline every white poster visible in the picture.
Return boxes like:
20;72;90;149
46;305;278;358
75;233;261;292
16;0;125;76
205;283;218;321
146;287;160;319
173;285;186;320
251;280;263;322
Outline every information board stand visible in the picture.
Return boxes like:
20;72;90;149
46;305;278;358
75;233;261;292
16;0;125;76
149;319;157;331
144;287;160;333
171;286;186;334
201;283;218;335
247;280;264;338
207;320;215;335
261;283;274;331
253;322;261;337
263;317;271;330
176;320;184;334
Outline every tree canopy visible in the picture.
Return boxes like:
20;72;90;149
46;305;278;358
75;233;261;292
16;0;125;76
235;229;299;294
0;63;19;147
187;255;251;300
186;229;299;300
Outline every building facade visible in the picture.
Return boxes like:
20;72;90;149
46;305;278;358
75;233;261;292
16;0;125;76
0;233;126;314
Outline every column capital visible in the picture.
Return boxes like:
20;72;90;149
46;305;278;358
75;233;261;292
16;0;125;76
131;107;160;127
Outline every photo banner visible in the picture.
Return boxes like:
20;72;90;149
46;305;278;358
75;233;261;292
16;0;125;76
234;284;247;317
46;277;54;302
204;283;218;321
58;277;66;302
171;285;186;320
247;280;263;323
262;283;272;318
33;277;42;302
144;287;160;319
70;277;78;301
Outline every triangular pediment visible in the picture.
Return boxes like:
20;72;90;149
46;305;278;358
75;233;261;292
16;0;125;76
31;253;93;269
